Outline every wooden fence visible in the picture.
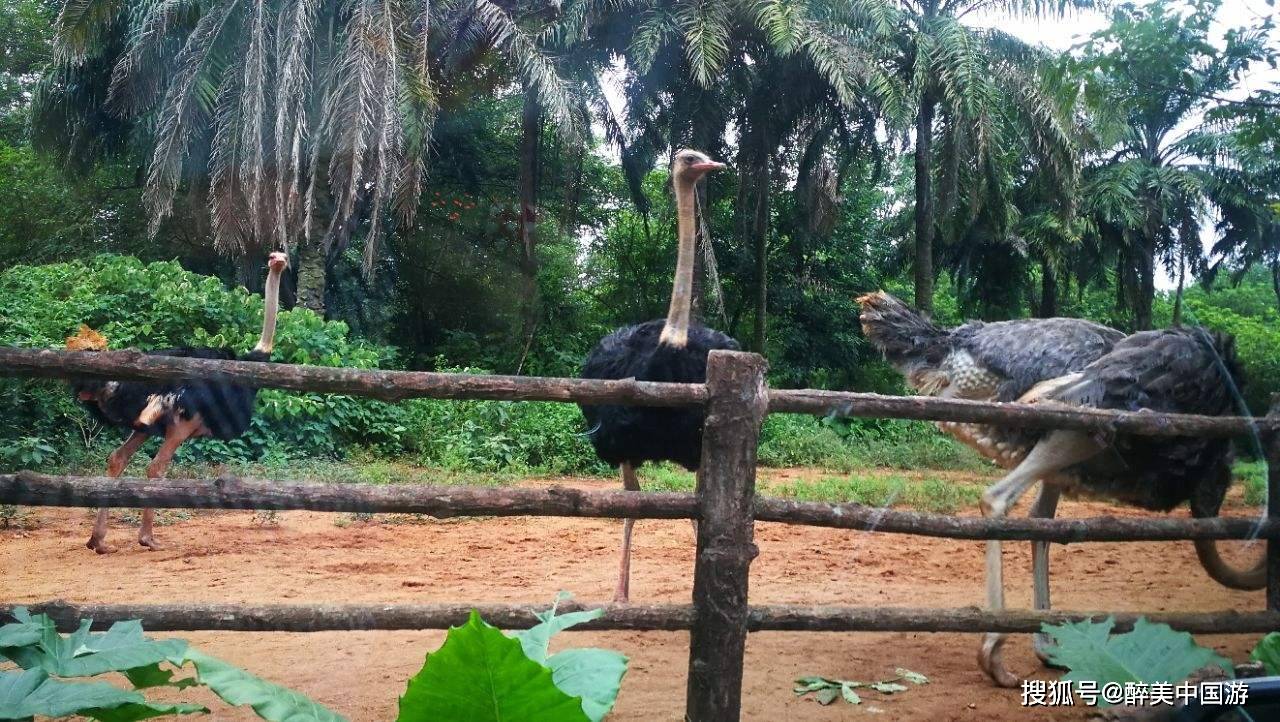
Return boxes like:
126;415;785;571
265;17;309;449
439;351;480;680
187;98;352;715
0;347;1277;720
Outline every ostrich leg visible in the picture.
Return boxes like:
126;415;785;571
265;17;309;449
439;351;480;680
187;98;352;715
86;431;148;554
137;418;201;550
979;431;1101;687
1030;485;1061;665
614;462;639;603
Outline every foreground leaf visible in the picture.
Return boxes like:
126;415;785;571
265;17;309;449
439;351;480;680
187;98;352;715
182;649;347;722
398;610;589;722
1;613;186;680
1041;617;1232;705
0;668;204;721
512;594;604;665
1252;633;1280;675
545;648;628;722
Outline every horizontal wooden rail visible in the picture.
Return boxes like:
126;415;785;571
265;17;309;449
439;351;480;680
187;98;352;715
768;389;1273;437
0;348;707;407
0;347;1271;435
0;472;698;519
754;497;1275;542
3;472;1273;542
6;600;1276;635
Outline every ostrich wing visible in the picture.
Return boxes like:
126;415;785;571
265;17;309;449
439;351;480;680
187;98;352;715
951;318;1125;402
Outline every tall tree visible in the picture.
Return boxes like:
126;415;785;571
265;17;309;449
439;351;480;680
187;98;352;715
876;0;1091;314
1077;0;1273;329
33;0;580;312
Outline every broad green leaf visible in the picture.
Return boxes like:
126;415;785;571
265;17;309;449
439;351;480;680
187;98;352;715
815;687;840;705
1041;617;1232;706
397;611;589;722
2;615;187;679
182;649;347;722
839;683;861;705
1251;633;1280;675
896;668;928;685
0;611;41;650
869;682;907;694
545;648;627;722
512;593;604;665
123;665;197;691
0;668;205;721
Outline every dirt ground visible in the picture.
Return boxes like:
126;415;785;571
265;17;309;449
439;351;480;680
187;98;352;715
0;471;1268;721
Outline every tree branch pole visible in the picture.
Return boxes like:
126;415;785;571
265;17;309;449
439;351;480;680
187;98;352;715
0;348;706;407
768;388;1271;437
4;472;1274;542
686;351;768;722
1;347;1270;435
1267;395;1280;611
6;600;1276;636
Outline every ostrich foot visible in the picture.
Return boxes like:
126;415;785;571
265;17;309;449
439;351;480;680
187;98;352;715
1034;632;1066;669
978;633;1021;688
138;534;164;551
86;538;117;555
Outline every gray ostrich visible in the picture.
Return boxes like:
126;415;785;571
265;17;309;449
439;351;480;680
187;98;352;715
858;293;1262;686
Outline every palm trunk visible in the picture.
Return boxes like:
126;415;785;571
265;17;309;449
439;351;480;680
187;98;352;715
752;162;770;353
1038;261;1058;318
295;237;326;315
1272;263;1280;315
1135;234;1156;331
1172;245;1187;326
517;89;542;360
914;92;937;314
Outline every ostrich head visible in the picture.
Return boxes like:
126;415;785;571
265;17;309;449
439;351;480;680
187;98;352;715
267;251;288;273
671;149;725;186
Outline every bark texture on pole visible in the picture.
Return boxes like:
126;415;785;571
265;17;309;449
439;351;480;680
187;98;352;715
7;600;1274;636
686;351;768;722
0;348;707;407
1267;395;1280;611
768;388;1272;437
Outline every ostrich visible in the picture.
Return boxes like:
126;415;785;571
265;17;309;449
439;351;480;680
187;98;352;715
68;251;288;554
976;327;1258;686
856;294;1261;685
580;149;737;603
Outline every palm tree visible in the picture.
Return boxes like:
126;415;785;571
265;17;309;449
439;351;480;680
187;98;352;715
1076;0;1272;329
876;0;1092;314
35;0;580;313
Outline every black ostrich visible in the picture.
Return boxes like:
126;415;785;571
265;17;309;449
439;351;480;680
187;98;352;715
580;149;737;602
69;251;288;553
975;328;1257;687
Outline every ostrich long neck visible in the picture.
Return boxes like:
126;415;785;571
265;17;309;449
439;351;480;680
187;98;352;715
659;176;698;348
254;266;284;354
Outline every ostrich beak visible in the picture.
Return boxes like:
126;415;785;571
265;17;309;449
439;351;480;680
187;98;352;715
690;161;726;173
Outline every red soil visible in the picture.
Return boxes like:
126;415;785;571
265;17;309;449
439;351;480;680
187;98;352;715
0;474;1266;721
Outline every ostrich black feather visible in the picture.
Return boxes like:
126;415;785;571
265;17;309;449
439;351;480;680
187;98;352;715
858;291;1125;401
73;346;271;440
1046;328;1245;514
579;319;740;471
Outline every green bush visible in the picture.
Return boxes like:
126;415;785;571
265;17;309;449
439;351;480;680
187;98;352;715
0;255;408;464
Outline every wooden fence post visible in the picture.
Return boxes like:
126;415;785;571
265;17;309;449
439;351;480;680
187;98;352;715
685;351;768;722
1267;395;1280;611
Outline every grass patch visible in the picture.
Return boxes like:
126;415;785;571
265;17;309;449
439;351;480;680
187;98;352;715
769;473;984;514
758;414;990;473
1238;460;1268;507
638;463;696;493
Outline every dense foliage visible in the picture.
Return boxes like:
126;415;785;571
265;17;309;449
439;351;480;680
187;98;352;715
0;0;1277;471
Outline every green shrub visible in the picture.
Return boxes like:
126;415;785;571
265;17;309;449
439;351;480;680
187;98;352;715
0;255;408;464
